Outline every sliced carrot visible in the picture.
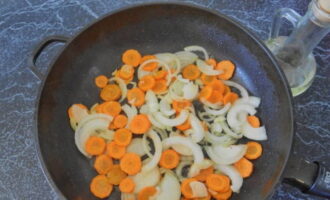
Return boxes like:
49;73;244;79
206;58;217;67
95;75;108;88
210;188;233;200
100;101;121;117
172;100;191;113
90;175;113;198
108;121;117;130
206;174;230;193
199;86;213;100
119;177;135;193
106;164;127;185
100;84;121;101
207;90;223;104
119;65;135;79
137;186;157;200
216;60;235;80
210;80;225;94
107;141;126;159
234;157;254;178
193;166;214;182
122;49;142;67
114;128;132;146
113;114;128;129
200;74;216;85
129;114;151;134
193;193;212;200
140;55;158;71
176;119;191;131
182;64;201;80
223;85;231;96
127;88;145;107
115;70;133;84
85;136;106;156
138;75;156;91
159;149;180;169
68;104;87;118
154;70;167;79
181;178;197;199
245;141;263;160
223;92;239;105
247;115;261;128
94;154;113;175
152;79;167;94
120;153;142;175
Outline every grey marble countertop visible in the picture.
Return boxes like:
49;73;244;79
0;0;329;199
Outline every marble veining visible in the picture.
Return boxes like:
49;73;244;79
0;0;329;199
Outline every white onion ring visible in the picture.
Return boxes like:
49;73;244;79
183;82;199;100
154;110;189;127
227;103;256;129
146;91;159;113
142;130;162;172
175;51;198;67
122;104;137;128
223;80;249;99
184;45;209;60
242;122;267;141
196;59;221;76
204;103;231;116
206;144;247;165
189;114;204;143
159;98;175;116
216;164;243;193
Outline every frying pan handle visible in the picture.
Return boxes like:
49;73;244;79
29;35;69;80
269;8;301;39
283;154;330;198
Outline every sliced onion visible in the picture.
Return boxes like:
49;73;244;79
127;138;146;156
147;113;166;129
189;114;204;143
169;132;193;156
211;122;223;133
184;45;209;60
216;164;243;193
162;136;204;164
142;133;153;158
132;167;161;193
175;51;198;67
175;160;192;180
89;103;99;114
71;104;89;123
235;96;261;108
154;110;189;127
188;159;213;177
204;103;231;116
227;103;256;129
142;130;162;172
159;98;175;116
155;53;181;76
223;80;249;99
183;82;199;100
218;117;243;139
97;129;114;141
200;99;222;109
242;122;267;140
190;181;208;198
196;59;221;76
109;77;127;102
146;91;159;113
177;74;190;83
169;80;185;100
139;104;149;114
206;144;247;165
122;104;137;128
205;131;236;145
75;114;113;157
156;171;181;200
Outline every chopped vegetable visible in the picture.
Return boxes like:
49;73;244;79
119;177;135;193
120;153;142;175
193;166;214;182
100;84;122;101
122;49;142;67
90;175;113;198
107;141;126;159
247;115;261;128
182;64;201;80
206;174;230;192
139;75;156;91
216;60;235;80
137;186;157;200
181;178;197;198
106;164;127;185
94;154;113;175
130;114;151;134
159;149;180;169
140;55;158;71
127;88;145;107
95;75;108;88
114;128;133;146
99;101;122;117
233;157;254;178
85;136;106;156
245;141;263;160
113;114;128;129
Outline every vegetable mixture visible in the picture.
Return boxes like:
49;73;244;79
68;46;267;200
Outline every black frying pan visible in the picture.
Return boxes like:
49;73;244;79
32;3;330;200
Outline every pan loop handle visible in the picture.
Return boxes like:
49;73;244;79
29;35;69;80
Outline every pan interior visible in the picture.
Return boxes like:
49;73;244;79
37;3;293;200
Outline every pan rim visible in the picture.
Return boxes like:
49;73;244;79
33;1;294;199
